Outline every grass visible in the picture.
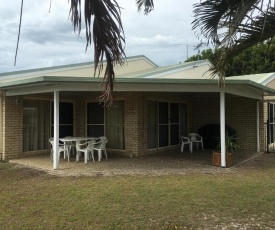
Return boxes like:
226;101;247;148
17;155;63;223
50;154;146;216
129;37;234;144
1;156;275;229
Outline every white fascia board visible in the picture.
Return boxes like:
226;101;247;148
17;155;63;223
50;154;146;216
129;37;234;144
6;85;61;96
5;82;219;96
224;85;263;99
109;83;220;92
5;82;103;96
5;81;263;100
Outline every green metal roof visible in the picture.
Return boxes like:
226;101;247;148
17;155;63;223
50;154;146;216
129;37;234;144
226;72;275;85
1;57;275;96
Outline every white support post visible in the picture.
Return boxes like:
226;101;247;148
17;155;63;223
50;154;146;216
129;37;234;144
220;90;226;167
53;91;60;170
256;101;260;152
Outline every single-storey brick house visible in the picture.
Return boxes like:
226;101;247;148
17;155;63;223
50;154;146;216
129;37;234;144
1;55;275;169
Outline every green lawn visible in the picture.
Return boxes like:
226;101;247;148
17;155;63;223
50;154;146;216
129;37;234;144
1;157;275;230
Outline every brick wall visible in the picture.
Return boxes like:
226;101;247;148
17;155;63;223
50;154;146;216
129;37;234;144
2;94;24;160
191;94;260;151
123;92;146;156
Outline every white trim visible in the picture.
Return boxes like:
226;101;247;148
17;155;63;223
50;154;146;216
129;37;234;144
5;82;263;100
220;90;226;167
224;86;262;100
53;91;59;170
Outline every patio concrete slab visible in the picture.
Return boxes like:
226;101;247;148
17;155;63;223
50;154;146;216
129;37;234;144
9;150;263;177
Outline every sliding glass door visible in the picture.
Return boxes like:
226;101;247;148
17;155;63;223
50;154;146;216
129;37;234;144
23;100;50;151
147;101;187;149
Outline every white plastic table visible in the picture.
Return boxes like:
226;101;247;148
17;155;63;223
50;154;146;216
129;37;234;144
60;137;97;162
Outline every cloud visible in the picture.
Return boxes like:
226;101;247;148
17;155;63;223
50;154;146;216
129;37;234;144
0;0;206;73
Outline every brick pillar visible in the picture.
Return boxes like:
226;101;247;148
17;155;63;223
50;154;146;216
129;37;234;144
124;92;147;156
2;94;23;160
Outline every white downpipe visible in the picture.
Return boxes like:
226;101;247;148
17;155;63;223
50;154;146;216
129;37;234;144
256;101;260;152
53;91;60;170
220;90;226;167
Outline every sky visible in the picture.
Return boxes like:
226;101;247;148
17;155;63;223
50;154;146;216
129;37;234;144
0;0;207;73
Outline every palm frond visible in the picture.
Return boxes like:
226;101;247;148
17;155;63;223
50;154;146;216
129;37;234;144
70;0;125;106
136;0;154;14
70;0;82;35
193;0;275;85
192;0;259;46
210;8;275;84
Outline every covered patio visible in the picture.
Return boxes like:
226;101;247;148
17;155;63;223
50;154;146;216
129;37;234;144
9;149;263;176
1;56;275;170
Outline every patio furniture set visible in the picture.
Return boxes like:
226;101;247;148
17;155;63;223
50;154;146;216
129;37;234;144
49;136;108;164
180;133;204;153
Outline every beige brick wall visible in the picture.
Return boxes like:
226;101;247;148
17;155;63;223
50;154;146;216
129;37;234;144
124;92;147;156
191;94;260;151
191;95;220;133
2;94;24;160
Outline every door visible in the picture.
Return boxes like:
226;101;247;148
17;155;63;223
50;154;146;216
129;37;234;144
147;101;187;149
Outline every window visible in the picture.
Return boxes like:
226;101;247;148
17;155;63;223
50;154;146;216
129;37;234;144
23;99;50;151
51;102;74;138
87;103;104;137
87;101;124;149
159;102;169;147
268;102;275;145
147;101;187;149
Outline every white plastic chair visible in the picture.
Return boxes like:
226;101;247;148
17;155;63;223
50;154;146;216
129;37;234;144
188;133;204;151
93;136;108;161
49;138;69;162
64;136;76;157
75;140;95;164
180;136;192;153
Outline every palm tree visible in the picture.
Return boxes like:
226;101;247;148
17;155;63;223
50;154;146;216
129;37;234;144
192;0;275;85
69;0;125;106
69;0;154;105
15;0;153;106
